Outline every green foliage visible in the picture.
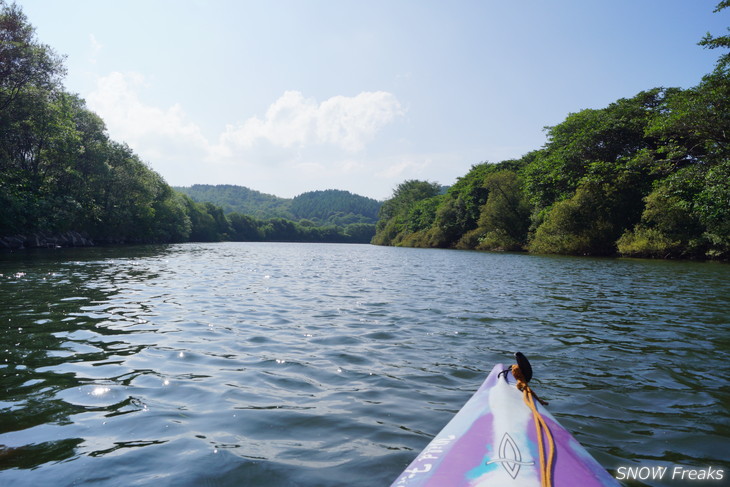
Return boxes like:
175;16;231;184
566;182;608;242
429;162;519;248
444;163;493;220
372;180;441;246
377;180;442;221
343;223;376;243
152;189;191;242
379;6;730;260
373;161;533;250
430;195;469;246
0;1;65;111
175;185;382;227
174;184;292;219
261;218;300;241
616;227;682;258
618;69;730;259
529;182;623;255
698;160;730;256
290;189;380;224
523;89;668;209
173;185;379;244
471;170;531;251
406;195;443;233
617;163;725;259
0;3;195;245
228;213;264;241
377;63;729;259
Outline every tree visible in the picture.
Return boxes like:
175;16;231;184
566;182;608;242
472;170;531;251
372;180;441;245
524;89;667;210
151;188;191;242
617;177;703;259
697;160;730;256
262;218;293;241
228;212;264;241
699;1;730;70
343;222;376;243
290;189;381;224
633;68;730;258
529;180;632;256
0;1;65;111
427;163;493;248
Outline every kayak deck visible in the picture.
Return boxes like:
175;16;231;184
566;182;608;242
391;364;619;486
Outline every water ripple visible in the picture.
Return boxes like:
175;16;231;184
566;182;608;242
0;243;728;486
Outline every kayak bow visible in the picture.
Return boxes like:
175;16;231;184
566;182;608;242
391;356;619;487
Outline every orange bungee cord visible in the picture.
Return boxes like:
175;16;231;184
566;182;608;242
510;353;555;487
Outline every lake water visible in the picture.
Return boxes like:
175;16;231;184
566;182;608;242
0;242;728;486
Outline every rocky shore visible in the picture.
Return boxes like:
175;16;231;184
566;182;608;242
0;231;94;250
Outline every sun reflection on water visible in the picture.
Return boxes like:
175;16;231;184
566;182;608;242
90;386;110;397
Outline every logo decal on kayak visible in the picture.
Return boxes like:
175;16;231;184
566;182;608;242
486;433;534;479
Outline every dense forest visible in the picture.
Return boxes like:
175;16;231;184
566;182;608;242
174;185;291;220
0;2;374;248
373;4;730;260
175;185;381;226
290;190;380;225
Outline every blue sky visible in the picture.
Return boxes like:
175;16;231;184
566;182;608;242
16;0;728;199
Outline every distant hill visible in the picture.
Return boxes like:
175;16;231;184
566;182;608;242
174;185;381;225
290;190;381;225
174;185;291;219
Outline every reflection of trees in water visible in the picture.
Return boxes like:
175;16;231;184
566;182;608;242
88;439;167;458
0;438;85;469
0;246;167;470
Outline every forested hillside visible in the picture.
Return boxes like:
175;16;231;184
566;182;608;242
373;4;730;260
176;185;381;225
173;185;291;219
290;190;380;224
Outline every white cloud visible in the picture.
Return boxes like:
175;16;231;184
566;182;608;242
317;92;404;150
87;71;208;149
215;90;403;154
85;73;412;197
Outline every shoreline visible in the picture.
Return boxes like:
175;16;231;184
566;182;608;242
0;231;94;251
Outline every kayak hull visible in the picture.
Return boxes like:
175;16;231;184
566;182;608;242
391;364;619;486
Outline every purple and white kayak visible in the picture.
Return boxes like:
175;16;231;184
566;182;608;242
391;363;619;486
